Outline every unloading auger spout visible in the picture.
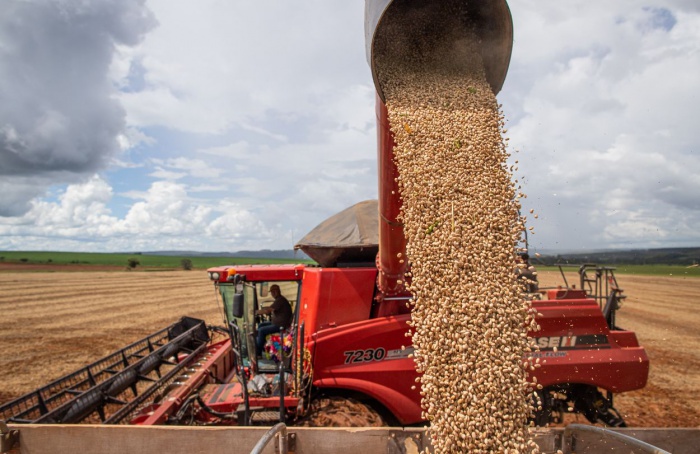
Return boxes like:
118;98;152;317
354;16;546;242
364;0;514;301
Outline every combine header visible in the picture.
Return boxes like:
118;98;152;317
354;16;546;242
0;317;224;425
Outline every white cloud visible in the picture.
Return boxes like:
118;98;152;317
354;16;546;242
0;0;156;216
503;0;700;250
0;177;289;252
116;0;369;134
148;167;186;180
206;203;273;241
239;124;288;143
119;181;209;235
116;127;156;153
0;176;117;242
189;184;228;193
157;157;223;179
198;141;253;159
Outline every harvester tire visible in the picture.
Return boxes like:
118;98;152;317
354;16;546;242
295;396;386;427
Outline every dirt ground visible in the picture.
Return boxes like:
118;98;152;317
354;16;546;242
0;266;698;428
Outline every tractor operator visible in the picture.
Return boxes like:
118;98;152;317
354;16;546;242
255;284;293;356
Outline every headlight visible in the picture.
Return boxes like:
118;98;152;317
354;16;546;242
209;272;220;281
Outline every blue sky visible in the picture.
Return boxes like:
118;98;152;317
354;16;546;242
1;0;699;253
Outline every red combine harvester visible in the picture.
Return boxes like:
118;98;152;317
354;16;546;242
1;0;648;438
197;249;648;428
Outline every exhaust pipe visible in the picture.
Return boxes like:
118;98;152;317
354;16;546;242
365;0;513;303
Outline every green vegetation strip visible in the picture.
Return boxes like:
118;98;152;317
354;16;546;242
2;252;697;276
539;264;700;278
0;251;312;270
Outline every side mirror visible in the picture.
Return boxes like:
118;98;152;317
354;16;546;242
232;293;244;319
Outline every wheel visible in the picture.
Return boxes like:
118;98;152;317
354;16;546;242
295;396;386;427
574;385;627;427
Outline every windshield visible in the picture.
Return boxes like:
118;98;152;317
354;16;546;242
219;279;300;362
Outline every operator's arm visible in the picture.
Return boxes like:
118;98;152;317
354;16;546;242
257;298;281;316
256;306;273;316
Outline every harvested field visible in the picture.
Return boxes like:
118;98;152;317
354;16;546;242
0;268;698;428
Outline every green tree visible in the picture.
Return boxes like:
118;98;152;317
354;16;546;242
127;258;140;269
181;258;193;270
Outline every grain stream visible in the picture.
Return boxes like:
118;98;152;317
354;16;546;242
376;14;538;454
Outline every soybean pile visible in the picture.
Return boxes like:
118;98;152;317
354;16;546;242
376;19;539;454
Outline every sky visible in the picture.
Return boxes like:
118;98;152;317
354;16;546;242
0;0;698;254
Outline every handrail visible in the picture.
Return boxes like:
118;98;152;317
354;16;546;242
250;423;288;454
227;321;251;425
565;424;671;454
278;328;286;423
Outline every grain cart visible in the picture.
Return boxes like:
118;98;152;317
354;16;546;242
1;0;651;451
